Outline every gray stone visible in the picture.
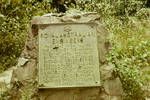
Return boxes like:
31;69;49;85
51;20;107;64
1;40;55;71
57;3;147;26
100;64;115;80
0;14;4;18
99;93;122;100
0;69;13;94
12;59;36;82
39;88;100;100
146;97;150;100
104;78;123;96
17;57;28;67
10;11;110;100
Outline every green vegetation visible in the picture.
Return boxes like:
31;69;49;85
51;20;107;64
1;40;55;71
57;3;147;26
0;0;52;72
107;19;150;99
0;0;150;99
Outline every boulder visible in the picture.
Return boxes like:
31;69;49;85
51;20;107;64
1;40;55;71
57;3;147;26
10;11;111;100
100;64;115;80
0;68;13;95
104;78;123;96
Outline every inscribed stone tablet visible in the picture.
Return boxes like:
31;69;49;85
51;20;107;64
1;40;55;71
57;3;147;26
38;23;100;88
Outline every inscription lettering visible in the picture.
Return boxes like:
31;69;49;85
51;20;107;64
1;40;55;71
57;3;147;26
39;24;100;88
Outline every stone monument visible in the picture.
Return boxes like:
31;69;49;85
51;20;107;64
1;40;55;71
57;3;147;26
31;12;109;100
10;12;124;100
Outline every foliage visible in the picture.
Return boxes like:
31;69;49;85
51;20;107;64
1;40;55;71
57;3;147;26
136;8;150;19
0;0;52;72
107;19;150;99
77;0;148;17
0;91;10;100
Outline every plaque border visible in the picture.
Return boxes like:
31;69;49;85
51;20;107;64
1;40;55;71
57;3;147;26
38;22;101;89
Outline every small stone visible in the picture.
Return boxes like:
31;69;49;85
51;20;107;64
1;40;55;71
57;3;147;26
17;57;28;67
145;97;150;100
100;64;115;80
0;69;13;94
0;14;4;18
104;78;123;96
12;59;36;82
99;93;122;100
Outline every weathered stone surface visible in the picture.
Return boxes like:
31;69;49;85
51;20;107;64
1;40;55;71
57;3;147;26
39;88;100;100
0;69;13;95
10;11;114;100
104;78;123;96
17;57;28;67
146;97;150;100
12;59;37;82
100;64;115;80
99;92;122;100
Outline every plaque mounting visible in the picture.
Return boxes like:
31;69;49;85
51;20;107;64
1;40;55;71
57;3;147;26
38;23;100;88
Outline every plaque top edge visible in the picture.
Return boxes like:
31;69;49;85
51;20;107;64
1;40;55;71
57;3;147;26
32;22;98;26
38;85;101;89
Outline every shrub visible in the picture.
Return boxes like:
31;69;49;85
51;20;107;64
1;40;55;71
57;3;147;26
107;19;150;99
0;0;52;72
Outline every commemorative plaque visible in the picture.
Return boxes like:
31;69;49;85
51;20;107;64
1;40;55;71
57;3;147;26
38;23;100;88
